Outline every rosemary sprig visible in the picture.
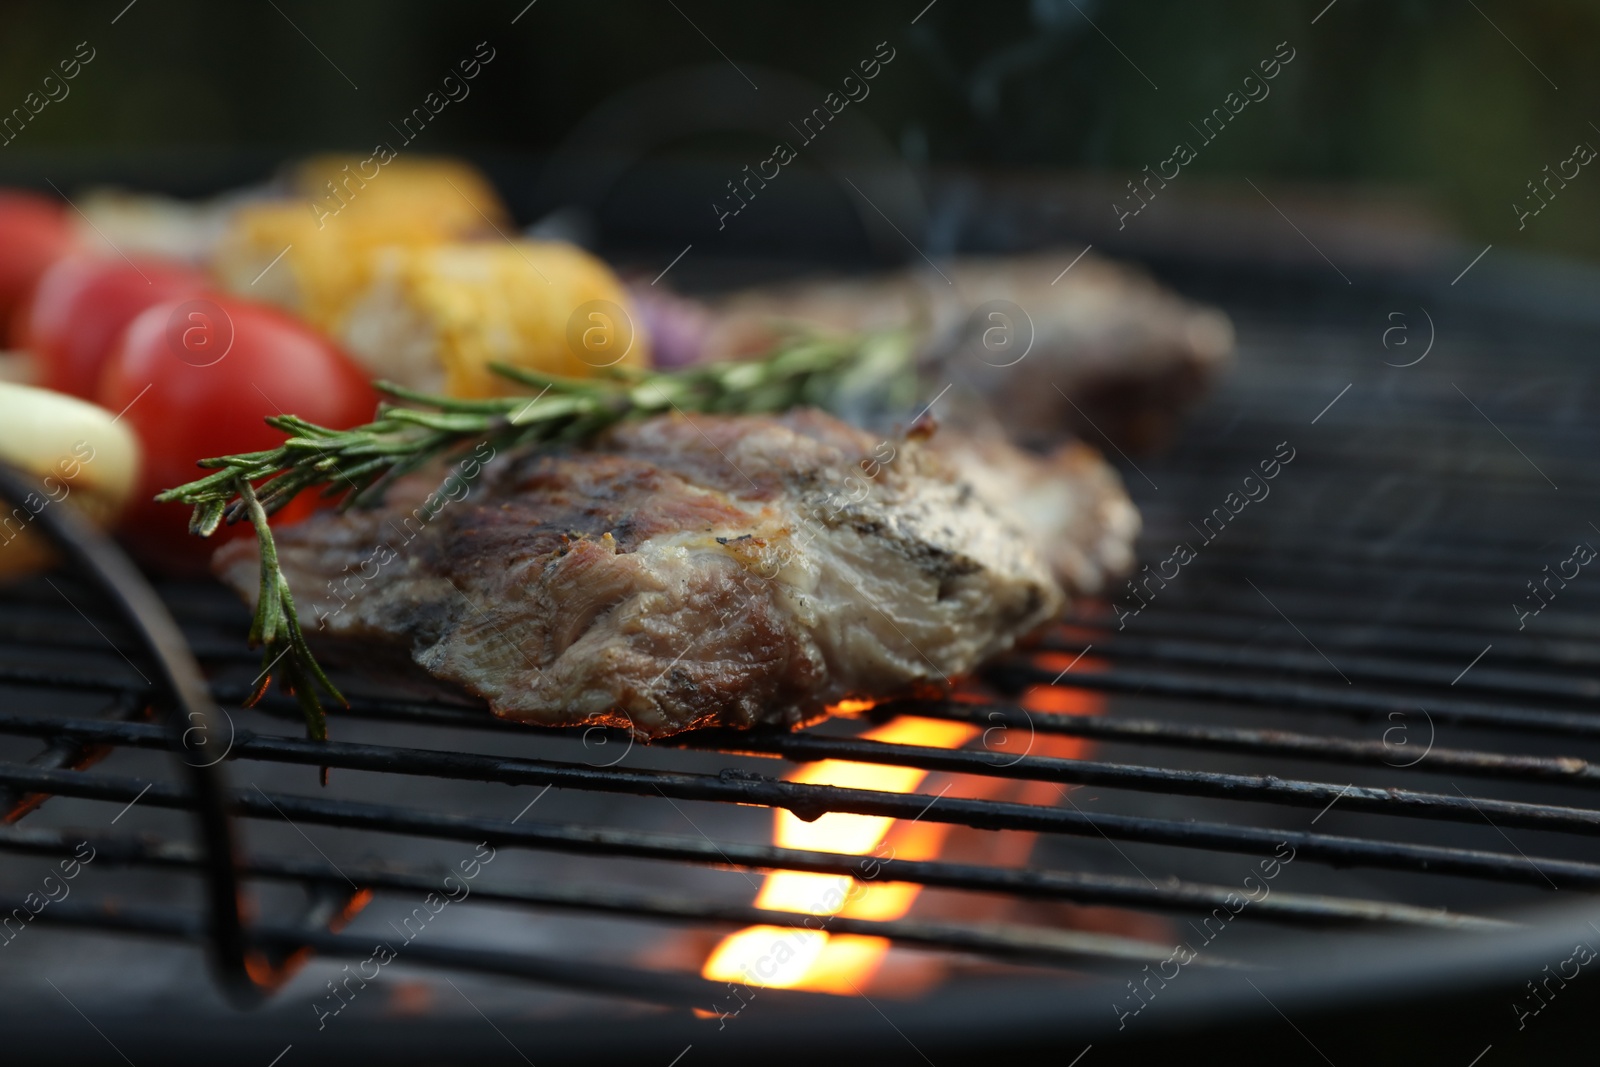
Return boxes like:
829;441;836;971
159;331;916;742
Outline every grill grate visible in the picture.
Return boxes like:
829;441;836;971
3;291;1599;1042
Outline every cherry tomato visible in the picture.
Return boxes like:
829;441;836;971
16;254;213;398
97;296;379;573
0;191;76;336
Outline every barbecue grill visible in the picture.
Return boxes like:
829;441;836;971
4;221;1600;1065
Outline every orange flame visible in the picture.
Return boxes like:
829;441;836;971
702;652;1107;995
701;715;978;992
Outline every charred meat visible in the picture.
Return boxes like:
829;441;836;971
215;410;1117;738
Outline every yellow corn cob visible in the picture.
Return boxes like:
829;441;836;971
213;156;509;333
290;154;509;234
338;241;650;397
215;205;448;332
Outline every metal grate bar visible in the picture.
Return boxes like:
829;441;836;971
1032;635;1600;706
1148;537;1596;575
1046;615;1600;672
0;826;1277;969
10;713;1600;840
1;693;145;823
1;895;762;1009
987;661;1600;740
0;803;1506;934
1079;595;1600;643
228;685;1600;794
1157;546;1600;594
880;700;1600;788
4;763;1596;890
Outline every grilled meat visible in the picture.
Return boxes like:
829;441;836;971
639;251;1233;452
214;410;1111;738
928;429;1140;597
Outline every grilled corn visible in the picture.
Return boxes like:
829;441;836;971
340;240;650;397
213;155;509;332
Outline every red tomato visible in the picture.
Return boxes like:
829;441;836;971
97;297;379;574
0;191;76;335
16;254;213;398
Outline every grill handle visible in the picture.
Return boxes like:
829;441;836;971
0;461;273;1007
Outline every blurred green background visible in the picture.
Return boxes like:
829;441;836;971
0;0;1593;259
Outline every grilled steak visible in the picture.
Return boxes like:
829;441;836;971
929;429;1140;597
638;251;1233;453
214;410;1097;738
